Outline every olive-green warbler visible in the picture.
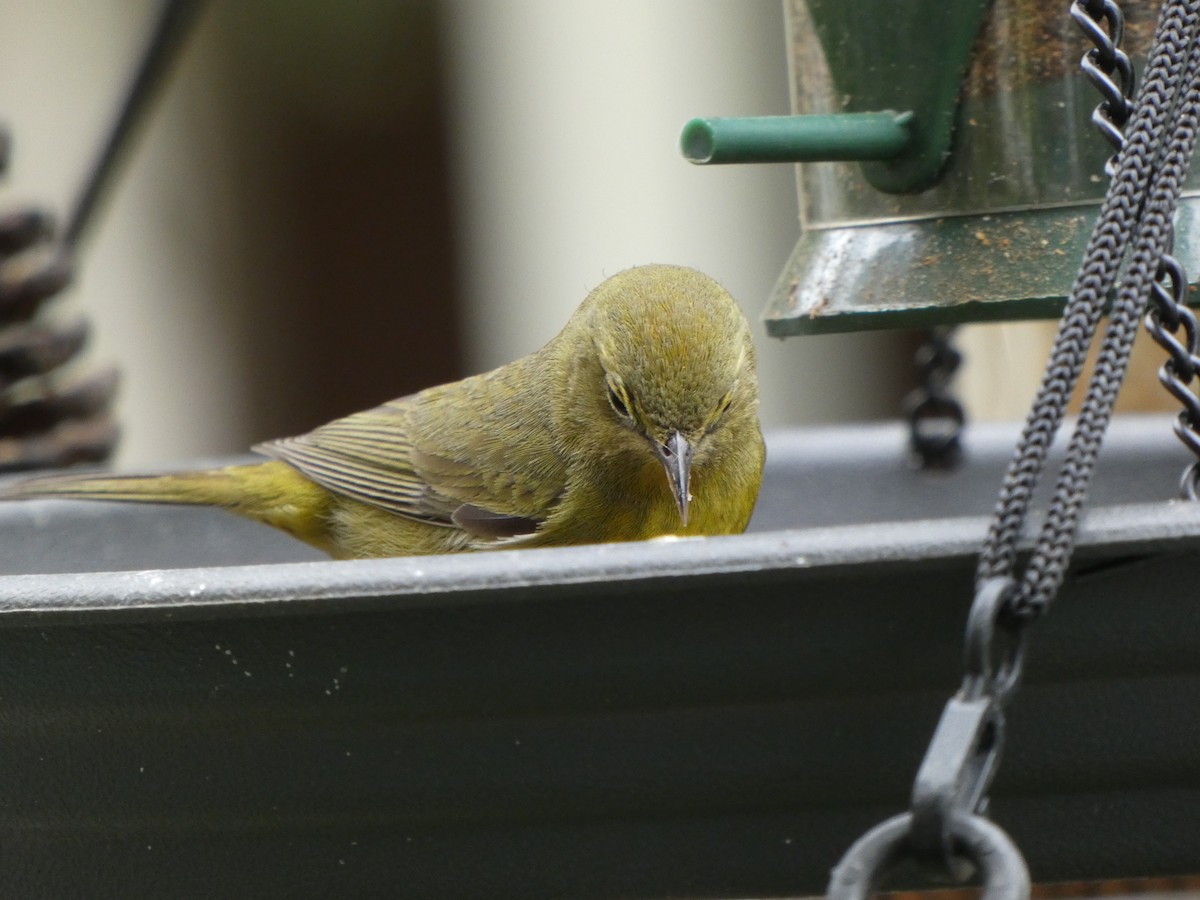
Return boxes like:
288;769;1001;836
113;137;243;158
4;264;765;558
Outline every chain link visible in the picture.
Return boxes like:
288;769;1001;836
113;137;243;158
906;327;965;469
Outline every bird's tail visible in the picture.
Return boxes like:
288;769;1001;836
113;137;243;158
1;465;253;507
1;461;335;551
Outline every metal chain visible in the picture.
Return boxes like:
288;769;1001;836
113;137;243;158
1073;0;1136;174
906;327;966;469
827;2;1200;896
1021;31;1200;608
977;0;1200;616
1143;255;1200;496
1134;0;1200;500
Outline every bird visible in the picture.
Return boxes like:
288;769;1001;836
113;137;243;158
2;264;765;559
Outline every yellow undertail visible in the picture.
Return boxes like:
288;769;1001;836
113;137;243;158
3;461;337;553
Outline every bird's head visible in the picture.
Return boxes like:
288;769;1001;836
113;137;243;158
558;264;760;526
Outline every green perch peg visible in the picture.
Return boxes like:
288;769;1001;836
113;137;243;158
681;112;914;165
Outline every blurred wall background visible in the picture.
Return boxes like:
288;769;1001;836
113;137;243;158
0;1;987;469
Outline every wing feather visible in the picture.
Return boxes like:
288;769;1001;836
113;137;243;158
254;367;568;541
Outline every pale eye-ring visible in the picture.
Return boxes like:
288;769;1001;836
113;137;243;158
607;380;633;420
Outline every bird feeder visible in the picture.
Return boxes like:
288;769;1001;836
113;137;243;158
685;0;1181;333
2;1;1200;898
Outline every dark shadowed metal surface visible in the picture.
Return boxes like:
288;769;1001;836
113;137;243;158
0;419;1196;898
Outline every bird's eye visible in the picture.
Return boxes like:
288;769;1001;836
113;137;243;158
607;380;633;420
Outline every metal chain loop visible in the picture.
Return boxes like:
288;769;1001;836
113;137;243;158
906;327;965;469
828;812;1030;900
961;577;1027;705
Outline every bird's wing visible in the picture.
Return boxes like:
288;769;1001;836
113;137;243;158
256;405;439;522
254;382;565;540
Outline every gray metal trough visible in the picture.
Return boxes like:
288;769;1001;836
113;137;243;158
0;417;1197;898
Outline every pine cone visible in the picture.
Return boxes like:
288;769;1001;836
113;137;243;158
0;134;118;473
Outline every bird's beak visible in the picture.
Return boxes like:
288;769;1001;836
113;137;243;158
655;431;694;526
